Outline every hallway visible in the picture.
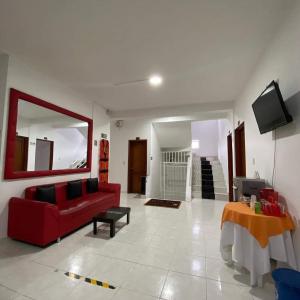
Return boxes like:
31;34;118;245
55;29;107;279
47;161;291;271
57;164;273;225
0;194;274;300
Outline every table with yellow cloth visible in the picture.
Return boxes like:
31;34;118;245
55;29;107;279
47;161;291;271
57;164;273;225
220;202;297;286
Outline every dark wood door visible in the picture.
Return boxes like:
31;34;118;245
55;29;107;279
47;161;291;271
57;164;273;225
128;140;147;193
14;136;29;171
227;133;233;201
235;123;246;177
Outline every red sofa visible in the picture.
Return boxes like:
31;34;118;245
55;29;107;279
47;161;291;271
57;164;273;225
8;180;121;246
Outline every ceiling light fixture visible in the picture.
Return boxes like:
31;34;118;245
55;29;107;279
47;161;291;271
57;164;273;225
149;75;163;86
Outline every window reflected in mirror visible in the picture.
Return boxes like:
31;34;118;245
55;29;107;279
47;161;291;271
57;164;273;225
14;100;88;172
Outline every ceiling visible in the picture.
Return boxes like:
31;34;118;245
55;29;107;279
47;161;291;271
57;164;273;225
17;100;87;129
0;0;295;112
18;100;60;119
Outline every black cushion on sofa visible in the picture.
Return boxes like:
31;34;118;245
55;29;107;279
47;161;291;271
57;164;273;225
36;185;56;204
67;180;82;200
86;178;99;193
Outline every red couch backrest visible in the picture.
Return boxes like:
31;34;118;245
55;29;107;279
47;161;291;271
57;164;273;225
25;179;88;208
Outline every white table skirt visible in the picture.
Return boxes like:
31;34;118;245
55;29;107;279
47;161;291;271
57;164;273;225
220;221;297;286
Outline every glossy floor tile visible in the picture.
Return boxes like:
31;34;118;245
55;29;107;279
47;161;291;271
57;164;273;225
206;279;253;300
0;194;275;299
161;271;206;300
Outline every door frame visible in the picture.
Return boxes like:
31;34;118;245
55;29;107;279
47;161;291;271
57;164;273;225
36;139;54;170
127;139;147;193
227;133;233;201
234;122;246;177
15;135;29;171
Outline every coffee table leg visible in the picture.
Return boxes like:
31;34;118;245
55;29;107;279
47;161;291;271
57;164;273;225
93;219;97;235
110;221;116;238
127;212;130;224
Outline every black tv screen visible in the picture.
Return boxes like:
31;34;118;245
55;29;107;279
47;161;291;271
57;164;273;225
252;81;292;134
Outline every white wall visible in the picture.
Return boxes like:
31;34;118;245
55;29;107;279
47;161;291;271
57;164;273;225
0;55;110;238
191;120;219;157
217;119;232;191
109;118;152;194
148;124;161;198
233;1;300;269
0;53;9;156
153;121;191;149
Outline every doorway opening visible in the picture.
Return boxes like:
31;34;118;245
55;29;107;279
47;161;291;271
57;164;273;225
35;139;54;171
128;139;147;194
235;122;246;177
227;133;233;201
14;135;29;171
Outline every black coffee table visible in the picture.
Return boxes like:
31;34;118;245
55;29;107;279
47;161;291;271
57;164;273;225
93;207;131;238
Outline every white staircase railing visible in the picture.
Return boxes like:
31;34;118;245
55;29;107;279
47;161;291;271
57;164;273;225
161;150;191;201
185;154;192;201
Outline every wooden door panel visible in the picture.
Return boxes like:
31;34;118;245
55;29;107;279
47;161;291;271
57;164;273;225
227;133;233;201
235;123;246;177
14;136;28;171
128;140;147;193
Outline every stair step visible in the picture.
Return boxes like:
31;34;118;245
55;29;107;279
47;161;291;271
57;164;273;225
214;186;227;193
202;185;214;193
215;193;228;201
192;155;226;201
192;186;202;192
202;169;213;175
202;192;215;199
202;174;213;180
211;174;225;181
192;191;202;198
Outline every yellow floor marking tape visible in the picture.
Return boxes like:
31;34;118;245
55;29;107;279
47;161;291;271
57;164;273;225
64;272;116;289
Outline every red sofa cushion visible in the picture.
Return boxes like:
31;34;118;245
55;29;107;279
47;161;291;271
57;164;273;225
59;192;115;236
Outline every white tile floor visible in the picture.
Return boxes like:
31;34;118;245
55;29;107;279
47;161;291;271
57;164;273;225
0;194;275;300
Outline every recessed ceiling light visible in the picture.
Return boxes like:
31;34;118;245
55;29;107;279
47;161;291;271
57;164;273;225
149;75;163;86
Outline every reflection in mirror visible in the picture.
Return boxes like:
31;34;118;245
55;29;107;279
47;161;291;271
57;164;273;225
15;100;88;171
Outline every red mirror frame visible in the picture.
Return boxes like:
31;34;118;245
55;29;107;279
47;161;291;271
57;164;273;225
4;88;93;179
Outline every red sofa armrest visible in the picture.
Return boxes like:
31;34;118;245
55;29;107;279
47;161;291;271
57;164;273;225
99;183;121;207
8;197;60;246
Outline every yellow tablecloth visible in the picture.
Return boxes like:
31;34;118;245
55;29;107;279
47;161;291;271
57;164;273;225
221;202;295;248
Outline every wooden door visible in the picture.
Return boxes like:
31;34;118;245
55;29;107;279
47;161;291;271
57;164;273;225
128;140;147;193
14;136;29;171
35;139;54;171
227;133;233;201
235;123;246;177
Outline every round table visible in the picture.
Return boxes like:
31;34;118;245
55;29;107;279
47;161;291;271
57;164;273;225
220;202;297;286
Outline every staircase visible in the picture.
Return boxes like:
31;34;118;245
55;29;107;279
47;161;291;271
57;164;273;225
192;155;228;201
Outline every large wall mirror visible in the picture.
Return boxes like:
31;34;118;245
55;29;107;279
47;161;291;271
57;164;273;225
4;89;93;179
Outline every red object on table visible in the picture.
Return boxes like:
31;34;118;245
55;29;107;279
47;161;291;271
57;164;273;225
260;188;278;202
260;188;284;217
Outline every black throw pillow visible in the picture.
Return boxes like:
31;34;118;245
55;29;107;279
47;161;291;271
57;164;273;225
36;185;56;204
67;180;82;200
86;178;99;194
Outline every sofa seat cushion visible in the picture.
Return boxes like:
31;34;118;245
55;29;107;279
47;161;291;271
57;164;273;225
59;192;113;211
58;192;116;236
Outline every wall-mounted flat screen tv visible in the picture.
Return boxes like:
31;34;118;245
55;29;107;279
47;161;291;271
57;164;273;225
252;81;293;134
